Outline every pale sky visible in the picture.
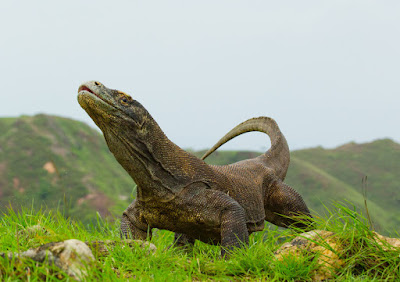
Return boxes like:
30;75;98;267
1;1;399;151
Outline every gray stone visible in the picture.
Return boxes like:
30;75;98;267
9;239;94;281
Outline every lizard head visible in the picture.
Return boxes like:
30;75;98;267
78;81;184;194
77;81;149;133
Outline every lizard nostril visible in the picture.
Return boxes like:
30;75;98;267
94;81;100;86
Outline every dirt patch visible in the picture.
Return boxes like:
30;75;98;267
13;177;25;193
77;192;112;218
78;175;112;217
51;145;69;157
43;161;56;174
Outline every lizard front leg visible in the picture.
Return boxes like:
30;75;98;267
264;179;313;230
176;186;249;256
195;189;250;256
173;195;248;256
120;199;150;240
219;199;249;256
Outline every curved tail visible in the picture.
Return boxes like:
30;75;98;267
201;117;290;180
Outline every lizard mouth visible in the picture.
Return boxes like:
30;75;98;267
78;85;100;98
78;85;108;104
78;84;120;112
78;85;92;93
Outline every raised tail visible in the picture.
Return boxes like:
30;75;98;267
201;117;290;180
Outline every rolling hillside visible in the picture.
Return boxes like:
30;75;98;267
0;114;399;234
0;114;134;224
196;141;400;234
288;139;400;232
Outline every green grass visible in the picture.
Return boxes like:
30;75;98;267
1;203;400;281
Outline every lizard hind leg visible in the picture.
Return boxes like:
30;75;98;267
264;179;314;230
120;200;151;240
120;214;133;239
120;214;149;240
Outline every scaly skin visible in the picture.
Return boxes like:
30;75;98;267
78;81;313;256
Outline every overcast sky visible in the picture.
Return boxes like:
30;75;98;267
1;1;399;151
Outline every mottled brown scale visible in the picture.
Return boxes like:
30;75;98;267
78;81;313;256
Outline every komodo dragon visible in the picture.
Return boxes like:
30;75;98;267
78;81;313;255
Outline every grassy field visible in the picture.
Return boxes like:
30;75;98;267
1;203;400;281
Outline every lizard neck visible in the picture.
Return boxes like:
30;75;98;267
102;115;202;201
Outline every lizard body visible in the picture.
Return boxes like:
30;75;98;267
78;81;312;255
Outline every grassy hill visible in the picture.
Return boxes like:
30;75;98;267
287;140;400;233
0;114;134;224
0;114;399;235
196;140;400;235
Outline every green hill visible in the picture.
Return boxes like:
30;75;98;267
196;140;400;234
0;114;399;234
0;114;134;224
288;139;400;233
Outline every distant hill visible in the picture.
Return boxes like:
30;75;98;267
0;115;399;234
0;114;134;224
288;139;400;233
196;139;400;234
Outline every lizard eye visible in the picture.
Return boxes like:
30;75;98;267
120;98;129;105
120;95;131;106
117;91;132;106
